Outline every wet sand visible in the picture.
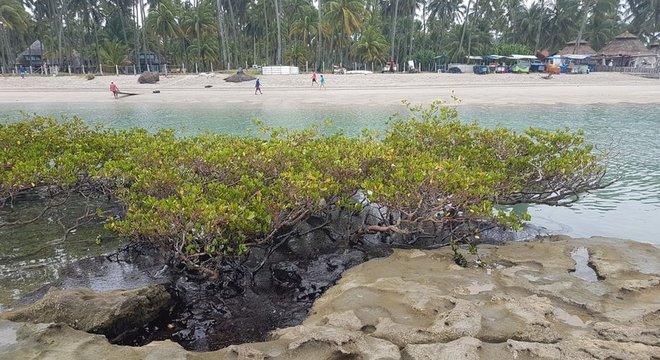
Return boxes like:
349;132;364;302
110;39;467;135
1;72;659;107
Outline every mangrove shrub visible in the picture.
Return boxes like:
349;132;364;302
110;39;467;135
0;103;608;275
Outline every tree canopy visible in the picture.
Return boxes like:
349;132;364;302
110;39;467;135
0;0;655;71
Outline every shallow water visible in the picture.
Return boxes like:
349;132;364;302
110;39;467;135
0;192;121;309
0;101;658;308
2;101;657;243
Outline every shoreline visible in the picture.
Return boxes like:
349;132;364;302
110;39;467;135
1;72;659;106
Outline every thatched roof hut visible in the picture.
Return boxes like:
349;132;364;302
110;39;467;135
599;32;653;57
557;40;596;55
15;40;44;67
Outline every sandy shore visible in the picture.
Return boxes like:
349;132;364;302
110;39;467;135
1;72;659;106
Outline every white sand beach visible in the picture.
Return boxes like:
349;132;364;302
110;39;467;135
1;72;659;107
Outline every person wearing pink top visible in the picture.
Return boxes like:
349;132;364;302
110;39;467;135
109;82;119;99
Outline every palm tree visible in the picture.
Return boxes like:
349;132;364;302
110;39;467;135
1;0;29;31
352;25;388;68
325;0;366;64
99;38;129;68
625;0;659;40
147;0;182;47
284;40;307;65
586;0;618;49
187;33;219;69
427;0;462;39
182;0;217;68
0;0;29;67
289;5;318;47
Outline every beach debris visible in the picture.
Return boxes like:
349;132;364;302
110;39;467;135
138;71;160;84
84;74;95;80
224;68;256;83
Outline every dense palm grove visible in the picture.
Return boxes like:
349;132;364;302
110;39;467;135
0;0;658;71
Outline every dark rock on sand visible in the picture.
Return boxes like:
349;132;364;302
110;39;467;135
224;68;256;83
138;71;159;84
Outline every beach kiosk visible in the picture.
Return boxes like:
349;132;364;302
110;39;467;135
508;54;537;74
466;56;487;74
434;55;448;72
485;55;507;73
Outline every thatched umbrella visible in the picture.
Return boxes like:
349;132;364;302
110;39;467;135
557;40;596;55
224;68;256;82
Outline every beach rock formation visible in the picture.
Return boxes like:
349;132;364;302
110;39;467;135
0;285;170;341
1;236;659;359
137;71;159;84
224;68;256;83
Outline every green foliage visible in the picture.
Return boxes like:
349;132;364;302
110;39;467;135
490;43;534;56
412;49;436;70
0;104;607;273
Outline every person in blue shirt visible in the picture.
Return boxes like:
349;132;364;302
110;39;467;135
19;66;26;79
255;78;262;95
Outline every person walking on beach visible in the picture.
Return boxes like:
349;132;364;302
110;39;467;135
311;71;318;86
255;78;262;94
109;81;119;99
319;74;326;89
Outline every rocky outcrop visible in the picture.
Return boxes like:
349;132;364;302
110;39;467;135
1;236;659;359
137;71;159;84
1;285;170;341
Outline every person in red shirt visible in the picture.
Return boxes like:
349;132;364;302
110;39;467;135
109;82;119;99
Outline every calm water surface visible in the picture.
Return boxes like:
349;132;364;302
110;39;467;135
0;101;658;307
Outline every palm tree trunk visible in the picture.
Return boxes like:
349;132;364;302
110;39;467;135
58;0;68;67
457;0;472;61
273;0;282;65
225;0;239;67
574;0;591;54
408;16;415;61
215;0;229;68
134;1;140;70
139;0;148;55
422;1;427;33
316;0;323;71
534;0;544;51
263;3;270;64
118;4;130;47
390;0;400;63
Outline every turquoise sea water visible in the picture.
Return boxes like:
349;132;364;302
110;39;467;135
1;101;658;246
